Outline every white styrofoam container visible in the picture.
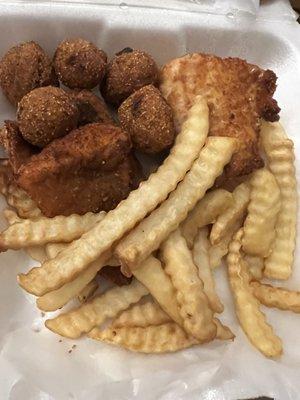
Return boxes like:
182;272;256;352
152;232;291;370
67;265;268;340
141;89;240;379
0;2;300;400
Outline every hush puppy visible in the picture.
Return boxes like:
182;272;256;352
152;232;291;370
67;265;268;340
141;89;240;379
54;38;107;89
118;85;175;154
0;41;58;107
69;90;114;126
17;86;79;147
102;48;159;106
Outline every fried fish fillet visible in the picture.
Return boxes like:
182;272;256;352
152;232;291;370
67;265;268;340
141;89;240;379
160;53;280;177
17;123;139;217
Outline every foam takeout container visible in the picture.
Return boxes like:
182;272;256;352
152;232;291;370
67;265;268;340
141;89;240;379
0;1;300;399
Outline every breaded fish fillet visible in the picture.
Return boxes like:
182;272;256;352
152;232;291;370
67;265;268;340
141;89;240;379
160;53;280;177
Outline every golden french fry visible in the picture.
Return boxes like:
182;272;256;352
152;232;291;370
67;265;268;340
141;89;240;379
210;182;250;245
77;278;99;303
45;279;148;338
161;229;216;342
243;169;281;257
251;281;300;313
45;242;69;259
227;229;282;357
261;121;297;280
181;189;233;248
117;137;236;271
112;301;171;328
214;319;235;340
193;227;223;313
18;97;209;296
88;323;197;353
36;253;110;312
244;255;264;280
0;211;106;251
3;209;21;225
132;255;183;325
25;246;48;263
7;183;41;218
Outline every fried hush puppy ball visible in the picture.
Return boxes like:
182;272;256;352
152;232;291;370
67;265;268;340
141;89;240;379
118;85;175;154
54;38;107;89
102;48;159;106
69;90;114;126
17;86;79;147
0;41;58;107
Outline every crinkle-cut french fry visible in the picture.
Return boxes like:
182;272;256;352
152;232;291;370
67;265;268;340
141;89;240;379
209;218;243;269
244;255;264;280
193;227;224;313
261;121;297;280
117;137;236;271
132;255;183;326
45;242;69;259
214;319;235;341
251;281;300;313
112;301;171;328
7;183;41;218
88;323;197;353
25;246;48;263
161;229;216;342
210;182;250;245
45;279;148;338
0;211;106;251
242;169;281;257
227;229;282;358
78;278;99;303
37;253;111;312
3;209;21;225
18;97;209;296
181;189;233;248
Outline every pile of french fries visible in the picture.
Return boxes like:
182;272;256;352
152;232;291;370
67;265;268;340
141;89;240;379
0;96;297;357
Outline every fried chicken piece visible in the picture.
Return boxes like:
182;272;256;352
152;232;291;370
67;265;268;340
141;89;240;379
0;121;38;174
16;123;136;217
160;53;280;177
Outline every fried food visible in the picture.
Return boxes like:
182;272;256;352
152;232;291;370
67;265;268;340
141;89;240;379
53;38;107;89
193;228;223;313
160;53;280;177
77;278;99;303
102;48;159;106
17;123;134;217
118;85;175;154
161;229;216;342
244;255;264;280
6;182;41;219
0;160;13;196
0;121;38;174
99;266;132;286
18;96;209;295
88;323;197;353
227;229;282;357
251;281;300;313
210;182;250;245
45;279;148;338
132;255;183;325
242;169;281;257
116;137;236;270
0;41;58;107
17;86;79;147
0;211;106;251
181;189;233;248
25;246;48;263
69;89;114;126
261;121;297;280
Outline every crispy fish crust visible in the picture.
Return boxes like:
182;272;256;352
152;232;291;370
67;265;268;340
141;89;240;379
16;123;136;216
160;53;280;177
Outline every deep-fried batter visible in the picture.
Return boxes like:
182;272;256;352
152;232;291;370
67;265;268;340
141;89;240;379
160;53;280;177
0;121;38;174
16;123;134;216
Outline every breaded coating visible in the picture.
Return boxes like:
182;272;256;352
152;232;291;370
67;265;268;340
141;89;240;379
17;123;134;216
118;85;175;154
102;48;159;106
160;53;280;177
99;266;132;286
0;41;58;107
69;90;114;126
54;38;107;89
17;86;79;147
0;121;38;174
